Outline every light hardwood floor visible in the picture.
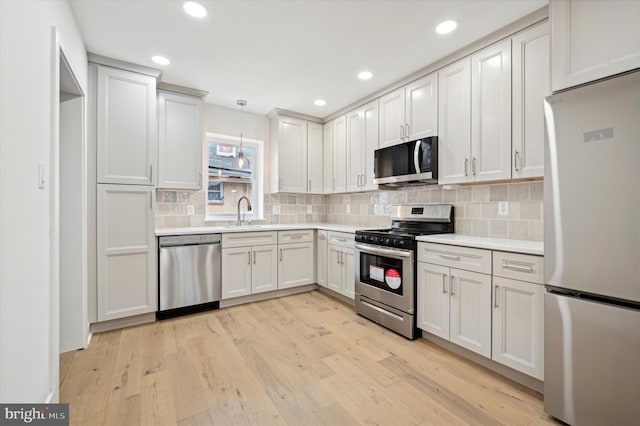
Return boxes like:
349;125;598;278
60;291;557;425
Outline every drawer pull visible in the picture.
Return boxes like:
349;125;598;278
289;235;303;240
502;262;534;272
439;253;461;261
337;238;347;242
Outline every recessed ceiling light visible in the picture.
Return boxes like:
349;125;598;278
314;99;326;106
436;20;457;34
183;1;207;18
151;55;171;66
358;71;373;80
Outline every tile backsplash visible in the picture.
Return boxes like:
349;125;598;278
156;180;543;241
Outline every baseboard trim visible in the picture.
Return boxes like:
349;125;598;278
422;333;544;393
220;284;318;308
90;313;156;333
316;286;355;307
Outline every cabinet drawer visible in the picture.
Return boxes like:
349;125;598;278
493;251;543;284
418;243;492;274
278;229;314;244
327;231;354;248
222;231;277;248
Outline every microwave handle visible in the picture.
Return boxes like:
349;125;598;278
413;140;421;173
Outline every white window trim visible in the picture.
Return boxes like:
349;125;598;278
204;132;264;223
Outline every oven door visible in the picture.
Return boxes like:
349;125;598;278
354;242;414;314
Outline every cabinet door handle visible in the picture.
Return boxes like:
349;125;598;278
494;285;500;308
308;179;311;191
442;274;447;294
405;123;410;138
502;262;534;272
439;253;461;261
319;234;326;240
279;249;283;262
464;158;469;176
149;164;153;182
400;125;405;141
472;157;477;175
514;150;521;172
253;250;257;264
248;250;251;265
450;275;455;296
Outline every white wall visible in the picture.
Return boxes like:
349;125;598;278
0;0;87;402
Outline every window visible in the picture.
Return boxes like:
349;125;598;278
206;132;264;221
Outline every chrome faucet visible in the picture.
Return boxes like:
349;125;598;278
236;196;252;226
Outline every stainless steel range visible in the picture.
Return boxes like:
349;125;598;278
354;204;454;339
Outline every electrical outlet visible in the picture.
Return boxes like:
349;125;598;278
307;205;313;214
187;205;195;216
346;204;350;213
273;205;281;215
498;201;509;216
373;204;379;215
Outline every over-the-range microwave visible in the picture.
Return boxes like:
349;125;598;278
373;136;438;186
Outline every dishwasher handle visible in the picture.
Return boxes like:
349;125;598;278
159;234;221;247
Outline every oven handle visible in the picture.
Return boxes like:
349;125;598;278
355;243;413;259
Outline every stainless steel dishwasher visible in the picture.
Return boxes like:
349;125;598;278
158;234;221;319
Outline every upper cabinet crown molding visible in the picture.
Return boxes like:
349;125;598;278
550;0;640;92
157;82;209;100
88;53;162;78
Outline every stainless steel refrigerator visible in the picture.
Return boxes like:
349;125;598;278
544;70;640;425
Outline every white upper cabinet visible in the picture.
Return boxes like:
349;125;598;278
157;91;203;189
551;0;640;92
307;121;324;194
96;65;157;185
379;73;438;148
379;88;406;147
332;115;347;193
322;121;334;193
471;39;512;183
405;73;438;140
439;40;511;184
438;57;472;184
512;21;549;179
346;100;379;192
275;116;308;193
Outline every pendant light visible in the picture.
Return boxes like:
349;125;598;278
236;99;249;169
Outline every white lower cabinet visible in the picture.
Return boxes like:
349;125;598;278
417;261;492;357
278;230;314;290
327;232;355;299
221;245;278;298
417;242;545;378
97;184;156;321
221;232;278;299
492;276;544;379
316;230;328;287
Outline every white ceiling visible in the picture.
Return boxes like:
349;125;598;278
69;0;548;117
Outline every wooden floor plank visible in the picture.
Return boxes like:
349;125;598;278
60;291;556;426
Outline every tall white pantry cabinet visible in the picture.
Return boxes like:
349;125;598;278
91;62;159;322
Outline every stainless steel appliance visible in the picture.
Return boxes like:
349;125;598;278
355;204;454;339
158;234;221;319
544;70;640;425
373;137;438;186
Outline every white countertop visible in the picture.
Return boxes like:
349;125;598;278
156;223;366;236
416;234;544;256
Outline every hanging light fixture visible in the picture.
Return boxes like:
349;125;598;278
236;99;250;169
